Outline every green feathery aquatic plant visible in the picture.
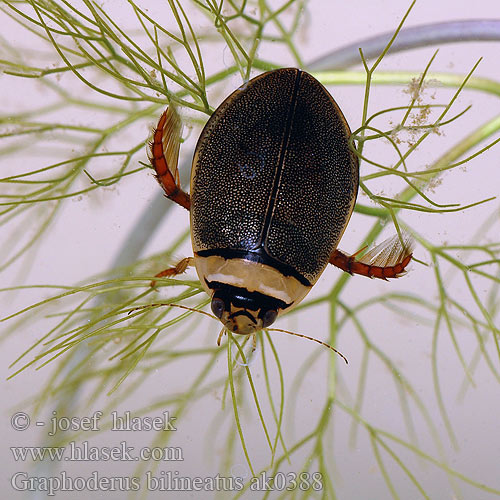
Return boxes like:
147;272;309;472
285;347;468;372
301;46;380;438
1;1;499;498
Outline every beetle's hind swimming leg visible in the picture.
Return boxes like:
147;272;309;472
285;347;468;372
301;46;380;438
329;232;414;280
151;257;194;287
149;106;191;210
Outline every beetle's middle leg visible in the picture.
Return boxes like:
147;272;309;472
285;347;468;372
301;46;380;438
151;257;194;287
149;106;191;211
329;233;414;280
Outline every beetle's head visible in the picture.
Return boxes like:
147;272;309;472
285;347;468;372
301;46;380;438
210;286;281;335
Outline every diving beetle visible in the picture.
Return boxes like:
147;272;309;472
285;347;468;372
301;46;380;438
149;68;413;345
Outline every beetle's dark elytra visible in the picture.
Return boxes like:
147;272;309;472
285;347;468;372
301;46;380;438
190;68;359;285
149;67;414;338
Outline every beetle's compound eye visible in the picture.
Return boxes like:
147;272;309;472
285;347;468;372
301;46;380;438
261;309;278;328
211;297;225;319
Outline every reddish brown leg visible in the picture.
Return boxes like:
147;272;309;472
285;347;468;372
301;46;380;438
329;233;414;280
149;106;191;210
151;257;194;287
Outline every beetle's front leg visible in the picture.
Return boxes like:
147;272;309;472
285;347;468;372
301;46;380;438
217;328;226;346
329;233;414;280
149;106;191;211
151;257;194;287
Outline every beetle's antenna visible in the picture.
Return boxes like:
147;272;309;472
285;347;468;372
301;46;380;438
129;305;348;363
266;328;348;364
129;302;217;321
